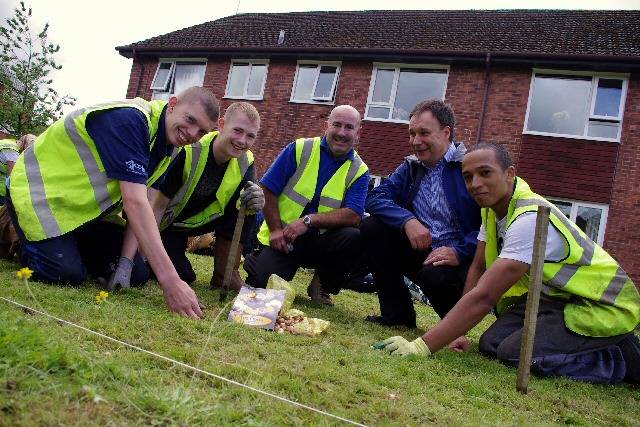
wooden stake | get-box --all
[516,205,551,394]
[220,204,246,301]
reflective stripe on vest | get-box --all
[160,131,253,230]
[10,98,167,241]
[257,137,368,245]
[485,177,640,337]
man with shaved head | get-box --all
[245,105,370,304]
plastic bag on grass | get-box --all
[267,274,296,314]
[291,317,330,336]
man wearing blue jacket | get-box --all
[362,99,480,327]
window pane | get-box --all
[587,120,619,139]
[551,200,572,218]
[367,106,390,119]
[313,66,337,99]
[593,79,623,117]
[173,63,205,95]
[151,63,172,90]
[526,75,591,136]
[576,206,602,242]
[371,68,394,103]
[293,66,317,101]
[246,64,266,97]
[392,69,447,121]
[227,64,249,97]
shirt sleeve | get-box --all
[0,149,19,164]
[342,172,369,217]
[86,108,152,184]
[259,142,297,195]
[499,213,568,265]
[157,150,187,197]
[477,223,487,242]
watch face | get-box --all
[304,215,311,226]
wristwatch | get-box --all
[303,214,313,227]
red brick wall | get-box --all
[125,57,640,281]
[605,72,640,280]
[517,135,618,204]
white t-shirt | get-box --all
[477,212,567,265]
[0,148,19,165]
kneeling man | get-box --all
[377,142,640,385]
[110,102,264,294]
[244,105,369,304]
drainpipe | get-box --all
[476,52,492,144]
[133,48,145,98]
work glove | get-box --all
[105,256,134,291]
[375,336,431,357]
[238,181,264,214]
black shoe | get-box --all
[619,334,640,384]
[365,314,416,329]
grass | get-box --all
[1,255,639,426]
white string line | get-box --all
[0,296,367,427]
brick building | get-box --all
[116,10,640,281]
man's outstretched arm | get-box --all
[120,181,203,319]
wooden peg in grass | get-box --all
[516,205,551,394]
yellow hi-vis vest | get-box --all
[483,177,640,337]
[160,131,254,230]
[257,136,369,245]
[0,139,19,197]
[10,98,173,241]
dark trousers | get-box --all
[244,227,360,293]
[479,296,633,383]
[361,216,469,324]
[159,229,197,284]
[7,194,148,286]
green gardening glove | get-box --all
[379,336,431,357]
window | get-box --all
[365,65,448,122]
[225,61,268,100]
[548,198,608,246]
[151,60,207,100]
[525,71,628,142]
[290,62,340,103]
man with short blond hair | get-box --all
[109,102,264,292]
[244,105,369,304]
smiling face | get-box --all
[324,106,361,158]
[164,97,217,147]
[408,110,451,168]
[216,111,259,163]
[462,148,516,218]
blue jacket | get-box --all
[365,143,481,263]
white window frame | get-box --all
[523,69,629,143]
[289,61,341,105]
[224,60,269,100]
[364,63,449,124]
[547,197,609,246]
[151,58,207,99]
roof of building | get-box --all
[116,10,640,61]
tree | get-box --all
[0,2,75,136]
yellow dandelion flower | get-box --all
[95,290,109,304]
[16,267,33,280]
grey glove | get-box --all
[240,181,265,213]
[106,256,134,291]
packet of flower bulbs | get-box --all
[228,286,286,330]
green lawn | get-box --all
[1,256,639,426]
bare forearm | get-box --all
[262,187,283,231]
[422,288,495,352]
[310,208,360,229]
[121,184,178,286]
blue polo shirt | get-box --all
[86,105,173,185]
[260,136,368,217]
